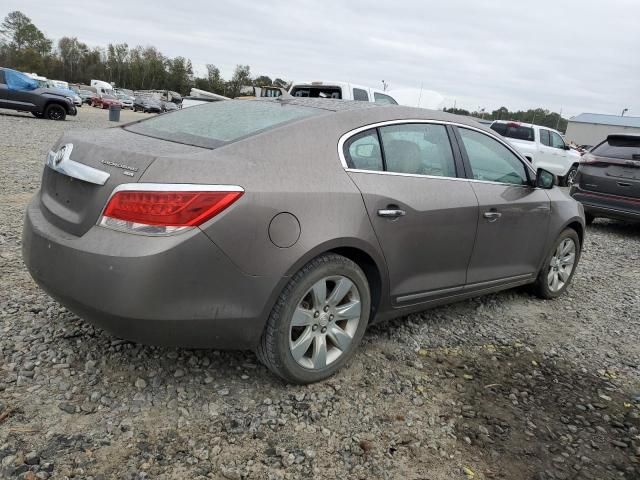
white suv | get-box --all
[490,120,581,186]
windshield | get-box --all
[125,100,323,148]
[490,122,535,142]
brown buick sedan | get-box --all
[23,98,585,383]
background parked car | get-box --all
[490,120,581,186]
[0,67,77,120]
[161,100,178,112]
[115,92,134,109]
[78,89,97,105]
[91,94,122,109]
[289,80,398,104]
[133,97,162,113]
[570,133,640,223]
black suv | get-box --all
[0,68,77,120]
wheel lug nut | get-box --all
[312,325,318,331]
[323,306,329,312]
[321,327,327,333]
[329,315,334,321]
[314,311,319,318]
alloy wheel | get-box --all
[289,275,361,370]
[566,168,578,187]
[547,237,576,292]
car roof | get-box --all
[254,97,492,132]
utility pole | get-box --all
[381,80,388,92]
[621,108,629,116]
[556,107,562,130]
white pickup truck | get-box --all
[289,81,398,105]
[490,120,581,186]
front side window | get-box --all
[379,124,456,177]
[550,131,566,149]
[353,88,369,101]
[344,129,383,171]
[540,129,551,146]
[374,92,398,105]
[458,128,529,185]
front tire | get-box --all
[257,254,371,384]
[533,228,581,299]
[44,104,66,121]
[564,165,578,187]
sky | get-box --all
[3,0,639,118]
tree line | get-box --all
[444,106,568,133]
[0,11,289,97]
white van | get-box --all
[90,79,114,96]
[289,81,398,105]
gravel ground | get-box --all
[0,107,639,480]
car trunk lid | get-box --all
[39,127,206,236]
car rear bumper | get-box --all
[22,194,278,349]
[570,186,640,221]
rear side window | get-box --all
[353,88,369,101]
[125,100,322,148]
[540,129,551,146]
[373,92,398,105]
[379,124,456,177]
[490,122,534,142]
[592,136,640,160]
[344,129,383,171]
[458,128,528,185]
[290,86,342,99]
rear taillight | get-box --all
[580,153,599,165]
[99,184,243,235]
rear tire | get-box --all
[44,104,66,121]
[257,253,370,384]
[533,228,581,299]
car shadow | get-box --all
[589,218,640,239]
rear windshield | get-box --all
[125,100,323,148]
[591,136,640,160]
[290,86,342,99]
[490,122,535,142]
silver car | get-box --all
[22,98,585,383]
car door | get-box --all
[453,126,551,286]
[343,122,479,304]
[0,70,8,108]
[537,129,569,176]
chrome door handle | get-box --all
[483,211,502,221]
[377,209,406,218]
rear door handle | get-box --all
[483,211,502,221]
[377,209,406,218]
[617,181,632,187]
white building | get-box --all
[565,113,640,146]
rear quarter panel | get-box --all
[138,114,388,282]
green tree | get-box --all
[253,75,272,87]
[228,64,251,98]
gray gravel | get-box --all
[0,107,639,479]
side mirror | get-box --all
[536,168,555,189]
